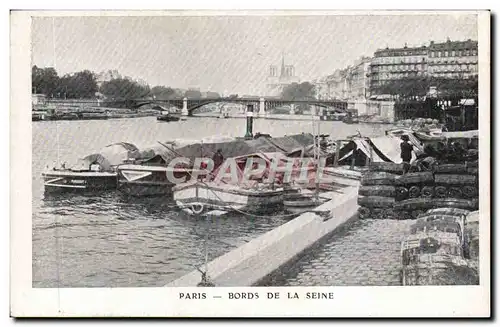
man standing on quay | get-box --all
[400,135,414,174]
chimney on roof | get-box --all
[447,37,451,42]
[404,43,408,48]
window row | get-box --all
[429,49,478,58]
[373,56,426,65]
[432,72,475,78]
[372,64,426,72]
[374,72,425,80]
[429,64,478,72]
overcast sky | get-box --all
[31,14,478,95]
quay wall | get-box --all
[167,186,359,287]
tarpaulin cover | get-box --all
[75,142,140,171]
[262,136,305,153]
[288,133,315,147]
[338,135,419,164]
[370,135,417,163]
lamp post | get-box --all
[244,104,254,140]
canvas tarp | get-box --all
[288,133,315,147]
[261,135,306,153]
[338,134,419,165]
[74,142,140,171]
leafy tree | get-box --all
[32,65,60,97]
[151,85,177,99]
[281,82,316,100]
[373,76,478,99]
[100,78,150,100]
[206,91,220,98]
[56,70,98,99]
[184,89,202,98]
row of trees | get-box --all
[31,66,221,100]
[371,76,479,99]
[281,82,316,100]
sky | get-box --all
[31,13,478,95]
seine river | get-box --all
[32,115,391,287]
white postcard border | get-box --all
[10,10,491,317]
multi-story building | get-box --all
[324,69,347,100]
[369,44,429,95]
[346,57,372,100]
[427,39,478,79]
[369,39,478,97]
[265,54,300,96]
[311,77,328,100]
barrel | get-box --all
[434,164,467,174]
[426,207,470,217]
[369,162,404,175]
[357,196,395,209]
[434,174,477,185]
[396,172,434,186]
[359,185,396,197]
[361,172,399,186]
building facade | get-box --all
[427,39,478,79]
[369,39,478,97]
[369,44,429,95]
[265,55,300,97]
[346,57,372,100]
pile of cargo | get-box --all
[357,158,479,220]
[400,208,479,286]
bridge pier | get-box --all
[259,98,266,117]
[181,97,188,116]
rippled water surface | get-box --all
[32,116,391,287]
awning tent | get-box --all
[337,134,421,165]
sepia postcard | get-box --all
[10,10,490,317]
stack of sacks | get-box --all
[394,157,479,219]
[357,157,479,220]
[357,162,403,219]
[400,208,479,286]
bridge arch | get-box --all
[130,97,348,115]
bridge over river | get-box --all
[128,97,348,116]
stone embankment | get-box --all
[167,186,359,287]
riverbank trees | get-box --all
[372,76,478,100]
[32,66,98,99]
[31,66,224,101]
[281,82,316,100]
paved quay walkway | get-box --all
[265,219,414,286]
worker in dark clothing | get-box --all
[400,135,414,174]
[212,149,224,170]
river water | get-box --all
[32,116,391,287]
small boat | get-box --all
[32,111,47,121]
[46,112,80,121]
[173,152,291,215]
[342,113,359,124]
[117,164,195,197]
[43,142,139,193]
[43,169,118,192]
[283,192,329,214]
[173,181,284,215]
[157,111,181,122]
[78,111,109,120]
